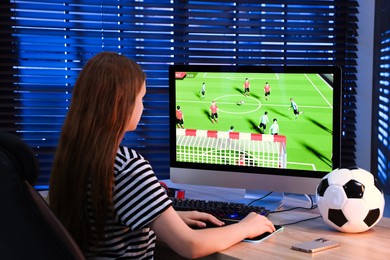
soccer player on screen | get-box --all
[200,82,206,99]
[237,152,246,166]
[176,105,184,128]
[288,98,303,119]
[269,118,279,135]
[257,111,269,134]
[243,78,250,96]
[264,82,271,100]
[210,100,218,124]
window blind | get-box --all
[0,0,359,188]
[372,0,390,194]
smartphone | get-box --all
[243,224,283,242]
[291,238,340,253]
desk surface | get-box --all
[156,181,390,260]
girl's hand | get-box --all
[176,210,224,228]
[239,212,275,238]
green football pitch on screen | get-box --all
[175,72,334,173]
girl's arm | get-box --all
[151,206,275,259]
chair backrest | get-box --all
[0,131,85,260]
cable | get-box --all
[270,194,317,214]
[266,194,322,226]
[270,203,317,214]
[278,215,323,226]
[247,193,321,226]
[279,215,322,226]
[247,191,274,206]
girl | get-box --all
[49,52,275,259]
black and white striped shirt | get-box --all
[86,146,172,259]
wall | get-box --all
[356,0,375,171]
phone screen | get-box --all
[243,224,283,242]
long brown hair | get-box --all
[49,52,146,251]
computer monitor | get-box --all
[169,65,342,199]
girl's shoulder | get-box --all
[117,146,143,159]
[114,146,147,171]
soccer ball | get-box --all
[316,167,385,233]
[239,100,244,105]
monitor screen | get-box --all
[169,65,342,196]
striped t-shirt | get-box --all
[86,146,172,259]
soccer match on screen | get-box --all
[174,71,334,173]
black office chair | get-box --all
[0,131,85,260]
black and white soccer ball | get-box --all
[316,167,385,233]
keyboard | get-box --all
[170,197,270,221]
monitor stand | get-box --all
[237,189,285,212]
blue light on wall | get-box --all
[376,28,390,192]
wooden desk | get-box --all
[156,181,390,259]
